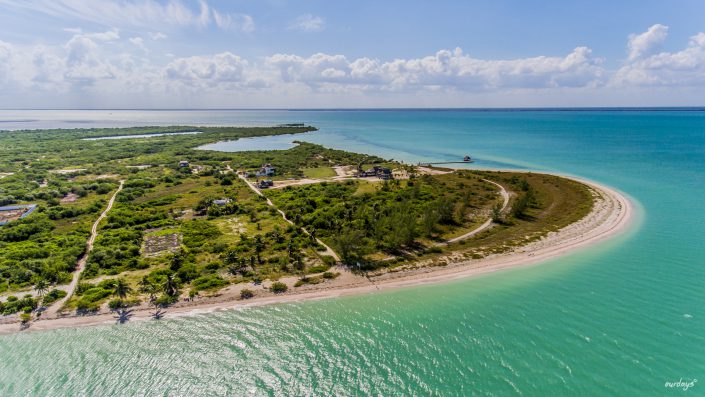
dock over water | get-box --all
[418,161,474,166]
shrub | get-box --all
[153,294,178,306]
[306,264,330,274]
[108,299,125,310]
[240,289,254,299]
[270,282,288,293]
[425,246,443,254]
[191,274,228,292]
[42,289,66,306]
[75,299,100,312]
[108,297,141,310]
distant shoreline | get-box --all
[0,173,633,336]
[2,107,705,112]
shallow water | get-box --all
[1,109,704,396]
[197,133,302,152]
[82,131,201,141]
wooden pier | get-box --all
[418,161,474,166]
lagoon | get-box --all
[82,131,202,140]
[196,133,307,152]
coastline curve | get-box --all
[0,174,635,335]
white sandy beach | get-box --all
[0,175,633,335]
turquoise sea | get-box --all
[1,110,703,396]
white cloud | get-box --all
[614,28,705,87]
[164,52,248,87]
[129,36,147,52]
[289,14,325,32]
[87,28,120,42]
[149,32,168,40]
[266,47,604,90]
[627,24,668,61]
[64,33,117,84]
[1,23,705,108]
[240,14,255,33]
[212,10,255,32]
[0,0,252,32]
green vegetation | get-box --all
[266,173,502,266]
[270,281,288,293]
[0,124,379,310]
[41,289,67,306]
[0,294,38,315]
[240,288,254,299]
[0,124,594,315]
[267,171,594,270]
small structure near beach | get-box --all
[257,180,274,189]
[357,166,393,180]
[256,164,276,177]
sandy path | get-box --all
[238,175,340,261]
[44,180,124,317]
[0,175,633,334]
[443,179,510,245]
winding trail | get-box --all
[2,175,634,335]
[442,179,510,245]
[45,180,124,317]
[238,175,341,262]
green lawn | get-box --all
[302,167,337,179]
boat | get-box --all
[463,155,472,162]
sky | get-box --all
[0,0,704,108]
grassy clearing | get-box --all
[302,167,337,179]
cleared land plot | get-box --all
[142,229,182,257]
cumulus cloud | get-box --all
[165,52,248,87]
[289,14,325,32]
[265,47,604,90]
[64,32,118,84]
[627,24,668,61]
[1,23,705,107]
[614,25,705,87]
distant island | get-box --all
[0,125,631,333]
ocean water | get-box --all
[1,109,704,396]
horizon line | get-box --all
[2,106,705,112]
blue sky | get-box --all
[0,0,704,108]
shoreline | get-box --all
[0,174,634,336]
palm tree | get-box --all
[254,235,264,264]
[163,274,178,297]
[114,278,132,300]
[138,276,157,302]
[34,279,48,297]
